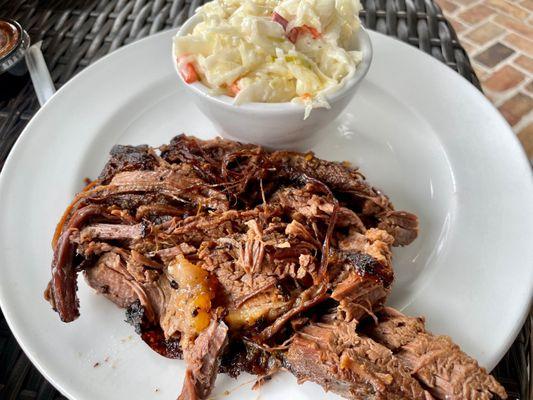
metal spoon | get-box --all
[25,41,56,106]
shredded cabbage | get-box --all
[173,0,362,118]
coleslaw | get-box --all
[173,0,363,118]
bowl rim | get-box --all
[173,13,373,114]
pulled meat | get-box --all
[179,320,228,400]
[45,135,504,400]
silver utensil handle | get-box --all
[25,41,56,106]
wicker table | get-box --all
[0,0,530,399]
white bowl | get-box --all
[173,14,373,149]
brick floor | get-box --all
[435,0,533,160]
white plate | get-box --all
[0,29,532,400]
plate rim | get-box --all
[0,27,532,399]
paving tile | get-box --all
[486,0,530,18]
[438,0,460,12]
[483,90,501,104]
[517,122,533,159]
[458,4,495,23]
[466,22,505,44]
[453,0,482,7]
[461,40,477,53]
[503,33,533,56]
[449,18,468,33]
[514,55,533,73]
[440,0,532,138]
[473,64,489,80]
[474,42,515,67]
[498,92,533,125]
[454,0,481,5]
[483,65,525,91]
[494,15,533,38]
[520,0,533,11]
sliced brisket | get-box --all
[286,320,434,399]
[46,135,506,400]
[84,252,137,308]
[364,308,507,400]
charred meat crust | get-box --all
[45,135,504,400]
[98,144,159,184]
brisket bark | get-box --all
[44,135,503,400]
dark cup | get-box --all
[0,19,30,101]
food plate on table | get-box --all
[0,10,532,400]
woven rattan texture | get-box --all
[0,0,528,399]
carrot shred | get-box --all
[287,25,321,43]
[303,25,321,39]
[229,80,240,96]
[177,57,198,84]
